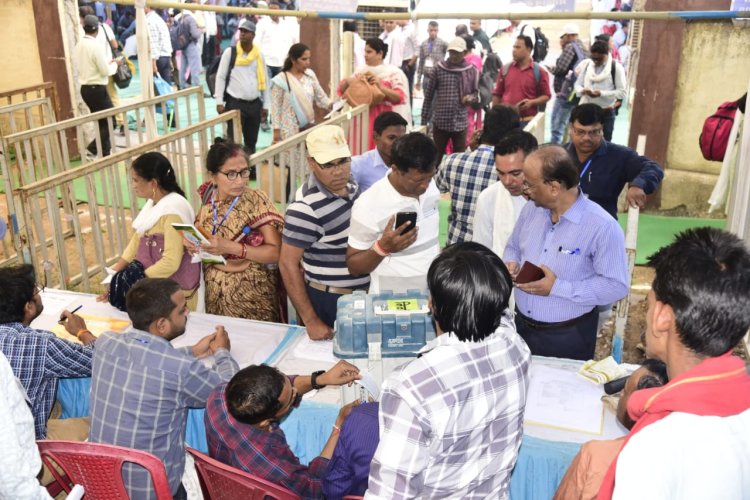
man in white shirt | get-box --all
[76,15,119,157]
[214,20,270,154]
[396,20,419,106]
[347,133,440,293]
[0,352,52,499]
[144,6,174,84]
[573,40,627,141]
[472,130,537,256]
[379,20,405,67]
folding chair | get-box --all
[186,447,300,500]
[37,440,173,500]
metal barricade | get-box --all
[0,87,206,266]
[0,82,60,120]
[13,112,240,291]
[251,104,369,208]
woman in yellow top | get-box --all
[189,139,285,322]
[103,152,200,309]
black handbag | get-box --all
[113,60,132,89]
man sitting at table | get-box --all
[366,242,531,498]
[596,228,750,500]
[204,360,361,498]
[0,264,94,442]
[553,358,668,500]
[88,278,239,500]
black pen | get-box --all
[59,305,83,323]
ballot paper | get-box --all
[100,266,116,285]
[524,364,605,435]
[293,336,337,363]
[40,290,77,317]
[354,368,380,402]
[578,356,628,384]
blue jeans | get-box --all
[550,95,576,144]
[179,42,201,88]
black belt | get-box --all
[226,94,260,104]
[81,84,106,88]
[515,307,596,331]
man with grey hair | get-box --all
[503,145,628,360]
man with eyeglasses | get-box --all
[204,361,360,498]
[565,103,663,219]
[503,145,629,360]
[0,265,95,442]
[280,125,370,341]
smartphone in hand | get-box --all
[394,211,417,235]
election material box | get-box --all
[333,289,435,403]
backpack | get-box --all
[478,53,502,110]
[521,25,549,63]
[207,46,237,99]
[500,62,546,112]
[699,101,739,162]
[169,14,192,52]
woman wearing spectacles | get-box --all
[191,138,285,322]
[101,152,201,311]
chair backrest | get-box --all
[186,447,300,500]
[37,440,173,500]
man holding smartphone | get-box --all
[347,133,441,293]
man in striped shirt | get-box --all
[503,144,629,360]
[279,126,369,341]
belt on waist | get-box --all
[305,280,362,295]
[226,94,260,104]
[514,307,596,330]
[81,84,106,87]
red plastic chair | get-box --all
[187,447,300,500]
[37,440,173,499]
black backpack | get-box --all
[207,46,237,98]
[169,14,192,52]
[521,25,549,63]
[478,53,502,110]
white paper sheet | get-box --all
[524,364,605,435]
[40,290,79,317]
[354,368,380,401]
[292,336,337,363]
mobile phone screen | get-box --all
[395,212,417,235]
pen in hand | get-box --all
[59,305,83,324]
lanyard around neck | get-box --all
[211,194,240,235]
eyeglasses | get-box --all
[219,169,251,180]
[34,276,46,295]
[571,127,603,138]
[317,158,351,171]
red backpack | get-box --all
[699,101,739,161]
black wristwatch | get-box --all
[310,370,327,390]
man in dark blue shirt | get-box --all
[565,103,664,219]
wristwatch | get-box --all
[310,370,327,390]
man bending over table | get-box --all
[89,278,239,500]
[204,360,360,499]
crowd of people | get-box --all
[4,1,750,499]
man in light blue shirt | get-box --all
[351,112,407,192]
[503,144,628,360]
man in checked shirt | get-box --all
[366,242,531,499]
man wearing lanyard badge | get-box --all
[564,103,663,218]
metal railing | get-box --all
[0,87,206,265]
[11,103,367,293]
[0,82,60,121]
[13,112,240,291]
[251,104,369,208]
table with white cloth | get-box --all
[41,290,627,499]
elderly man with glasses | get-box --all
[504,145,629,361]
[279,125,370,341]
[564,103,663,219]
